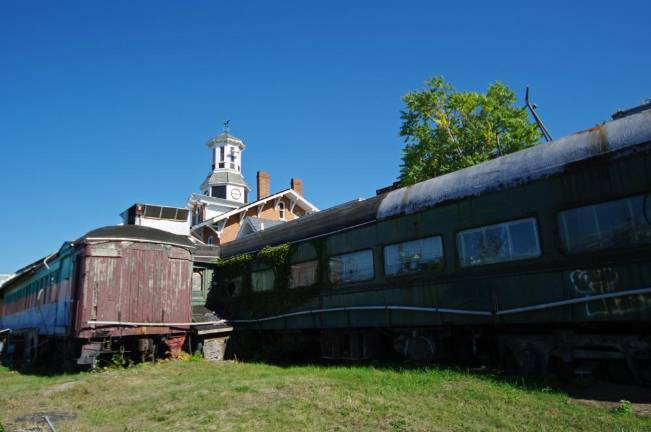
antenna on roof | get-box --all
[525,86,553,143]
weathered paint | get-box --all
[0,226,195,347]
[76,241,192,338]
[211,107,651,334]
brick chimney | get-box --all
[290,178,304,196]
[257,171,270,200]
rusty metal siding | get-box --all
[76,241,192,338]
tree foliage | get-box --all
[399,76,541,185]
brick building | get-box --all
[186,127,318,245]
[120,125,318,244]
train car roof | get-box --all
[0,225,197,295]
[82,225,196,248]
[378,108,651,220]
[220,197,383,257]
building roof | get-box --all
[220,197,379,257]
[187,193,242,209]
[246,217,283,231]
[237,217,284,239]
[200,171,251,191]
[206,132,245,149]
[191,188,319,232]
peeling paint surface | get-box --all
[77,242,192,338]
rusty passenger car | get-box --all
[0,225,194,366]
[212,107,651,382]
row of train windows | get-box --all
[4,270,61,304]
[230,193,651,293]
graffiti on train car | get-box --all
[570,267,651,316]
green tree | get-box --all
[399,76,541,185]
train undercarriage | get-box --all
[224,324,651,385]
[0,328,188,369]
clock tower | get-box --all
[199,123,251,204]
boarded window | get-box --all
[289,260,318,288]
[251,269,275,292]
[458,218,541,267]
[559,194,651,254]
[384,235,443,276]
[329,250,374,284]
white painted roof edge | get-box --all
[191,188,319,231]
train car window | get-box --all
[289,260,318,288]
[384,235,444,277]
[251,269,275,292]
[558,193,651,254]
[192,272,203,292]
[458,217,541,267]
[225,276,243,297]
[329,249,374,284]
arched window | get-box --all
[278,202,286,220]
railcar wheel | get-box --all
[505,347,541,377]
[395,335,436,362]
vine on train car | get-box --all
[209,243,320,319]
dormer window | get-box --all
[278,202,286,220]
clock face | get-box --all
[230,188,242,200]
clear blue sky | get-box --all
[1,1,650,273]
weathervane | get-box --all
[223,120,231,134]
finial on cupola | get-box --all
[223,119,231,134]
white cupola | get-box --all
[200,121,251,204]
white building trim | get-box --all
[191,189,319,232]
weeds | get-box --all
[611,400,634,415]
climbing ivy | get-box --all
[213,253,253,278]
[257,244,291,290]
[210,242,324,319]
[257,243,290,267]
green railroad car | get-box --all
[207,107,651,382]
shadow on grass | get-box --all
[239,355,651,405]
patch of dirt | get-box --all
[13,412,77,424]
[566,381,651,416]
[41,381,80,396]
[9,411,77,432]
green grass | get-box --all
[0,362,649,431]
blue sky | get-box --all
[1,1,650,273]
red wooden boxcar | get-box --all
[0,225,195,365]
